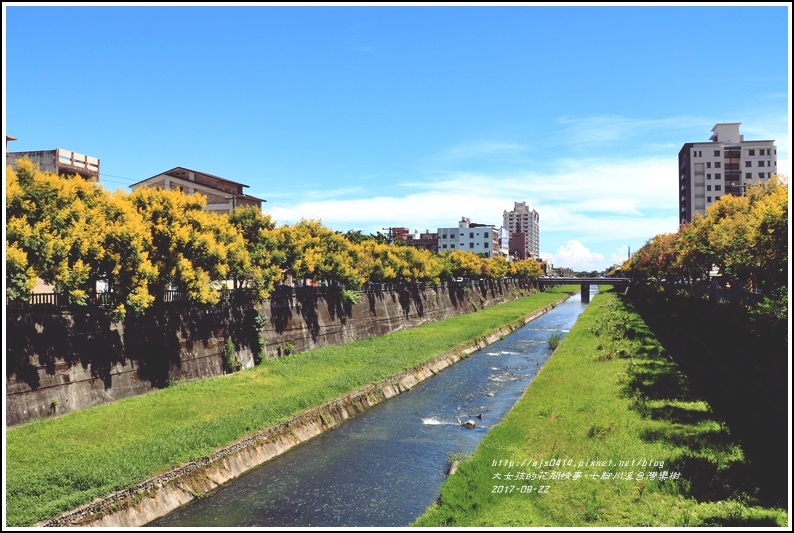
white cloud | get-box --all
[263,154,682,270]
[541,240,604,272]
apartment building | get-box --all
[130,166,265,214]
[6,147,100,181]
[503,201,540,258]
[678,123,777,225]
[437,217,502,258]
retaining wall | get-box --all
[6,279,535,426]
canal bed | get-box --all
[149,288,594,527]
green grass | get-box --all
[412,290,789,528]
[5,286,577,527]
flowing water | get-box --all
[149,287,594,527]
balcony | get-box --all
[57,149,100,180]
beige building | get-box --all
[678,123,777,225]
[6,147,100,181]
[130,166,265,213]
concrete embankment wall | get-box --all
[36,297,566,528]
[6,279,535,426]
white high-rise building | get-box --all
[503,202,539,259]
[678,123,777,225]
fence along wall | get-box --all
[6,279,535,426]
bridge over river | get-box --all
[537,277,630,302]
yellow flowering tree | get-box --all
[228,206,284,299]
[277,219,362,287]
[510,258,543,279]
[128,187,241,305]
[483,255,511,279]
[440,250,484,279]
[6,158,155,314]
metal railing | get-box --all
[8,278,539,309]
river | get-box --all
[148,287,594,527]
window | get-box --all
[759,160,766,167]
[714,150,720,156]
[484,242,489,248]
[470,232,474,238]
[707,185,712,191]
[715,173,721,179]
[469,243,474,249]
[451,244,455,248]
[746,172,752,179]
[745,160,752,167]
[748,149,756,156]
[715,185,722,191]
[706,162,711,168]
[758,172,765,179]
[442,244,447,249]
[707,196,712,203]
[707,173,711,179]
[714,162,721,168]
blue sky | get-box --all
[3,3,790,271]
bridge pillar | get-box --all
[581,283,590,302]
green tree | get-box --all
[228,206,283,299]
[674,216,712,283]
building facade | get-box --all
[678,123,777,225]
[7,148,100,181]
[129,166,265,213]
[437,217,502,258]
[508,232,528,260]
[503,201,539,258]
[405,230,439,252]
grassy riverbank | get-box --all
[413,290,789,527]
[5,286,576,527]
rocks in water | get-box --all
[461,419,476,429]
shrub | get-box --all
[548,333,562,350]
[223,337,242,373]
[341,289,362,306]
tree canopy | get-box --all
[6,158,546,314]
[623,175,788,295]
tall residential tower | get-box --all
[678,123,777,225]
[503,202,539,259]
